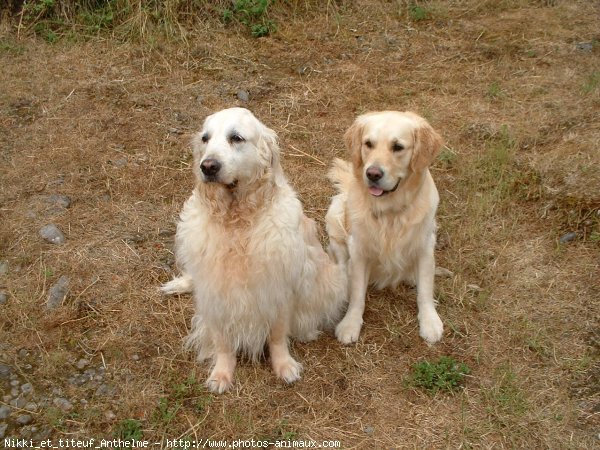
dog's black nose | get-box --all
[200,158,221,176]
[366,166,384,182]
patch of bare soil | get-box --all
[0,1,598,447]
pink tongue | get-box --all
[369,186,384,197]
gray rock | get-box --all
[40,224,66,245]
[47,276,69,309]
[53,397,73,412]
[10,388,19,397]
[10,397,27,408]
[47,194,72,209]
[2,396,12,403]
[10,379,20,387]
[0,292,7,305]
[20,383,33,395]
[0,405,10,419]
[113,157,128,167]
[95,383,115,397]
[576,42,593,52]
[467,284,483,292]
[104,410,116,421]
[123,234,145,244]
[24,403,37,412]
[363,425,375,435]
[131,354,140,361]
[0,260,8,275]
[559,231,578,244]
[76,359,89,370]
[435,266,454,278]
[0,423,7,439]
[237,90,250,102]
[16,414,32,426]
[0,363,11,379]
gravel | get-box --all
[0,363,11,379]
[0,260,8,275]
[237,90,250,102]
[16,414,33,426]
[559,231,578,244]
[21,383,33,395]
[435,266,454,278]
[0,423,7,439]
[76,359,89,370]
[47,276,70,309]
[0,405,10,419]
[0,292,7,305]
[39,224,66,245]
[53,397,73,412]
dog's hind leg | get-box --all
[160,273,193,295]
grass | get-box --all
[409,356,471,394]
[114,419,144,442]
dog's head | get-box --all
[192,107,280,189]
[345,111,442,197]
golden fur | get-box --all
[162,108,347,393]
[326,111,444,344]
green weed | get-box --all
[222,0,276,37]
[582,71,600,94]
[114,419,143,442]
[409,356,471,394]
[409,4,430,21]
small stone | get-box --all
[24,402,38,412]
[0,405,10,419]
[47,276,69,309]
[2,396,11,403]
[0,423,7,439]
[0,260,8,275]
[104,410,116,421]
[296,65,310,75]
[20,383,33,395]
[576,42,593,52]
[95,383,115,397]
[363,425,375,435]
[47,194,71,209]
[0,292,7,305]
[11,388,19,397]
[76,359,89,370]
[131,354,140,361]
[18,349,28,358]
[40,224,66,245]
[53,397,73,412]
[16,414,33,426]
[467,284,483,292]
[435,266,454,278]
[559,231,578,244]
[237,90,250,102]
[0,363,11,379]
[113,157,128,167]
[168,127,183,135]
[10,380,20,387]
[10,397,27,408]
[123,234,145,244]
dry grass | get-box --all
[1,0,599,448]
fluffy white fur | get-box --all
[162,107,347,393]
[326,111,444,345]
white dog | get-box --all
[326,111,444,345]
[162,107,347,393]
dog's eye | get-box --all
[230,134,245,144]
[392,142,405,152]
[364,140,373,149]
[201,134,209,143]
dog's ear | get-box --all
[344,119,364,171]
[411,120,443,172]
[259,125,281,170]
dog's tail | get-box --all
[291,218,348,342]
[328,158,353,194]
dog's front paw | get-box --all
[272,357,303,384]
[206,370,234,394]
[418,310,443,344]
[335,315,363,344]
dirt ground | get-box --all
[1,1,599,448]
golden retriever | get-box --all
[162,107,347,393]
[326,111,444,345]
